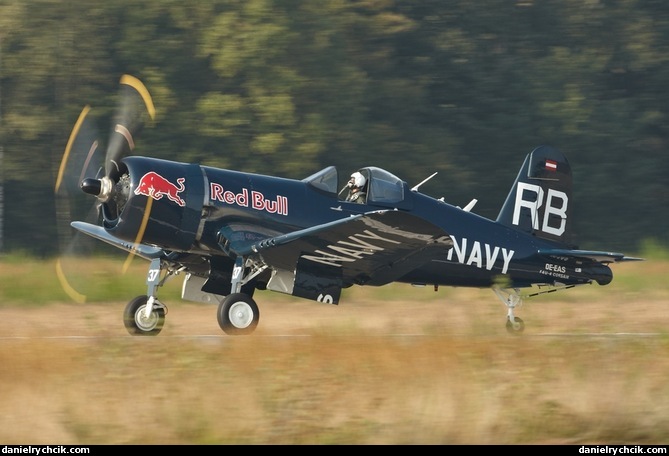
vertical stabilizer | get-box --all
[496,146,573,245]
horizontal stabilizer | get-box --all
[538,248,644,264]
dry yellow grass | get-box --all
[1,266,668,444]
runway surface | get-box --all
[1,296,667,341]
[2,297,668,445]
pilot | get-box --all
[346,171,367,204]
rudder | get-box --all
[496,146,573,246]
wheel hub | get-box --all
[135,305,159,331]
[229,302,253,329]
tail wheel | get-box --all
[123,295,165,336]
[217,293,259,336]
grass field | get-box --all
[0,256,668,444]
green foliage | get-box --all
[0,254,182,306]
[0,254,666,307]
[639,238,669,261]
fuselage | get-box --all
[106,157,612,292]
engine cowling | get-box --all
[100,156,204,251]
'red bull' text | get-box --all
[210,183,288,216]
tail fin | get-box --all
[496,146,573,246]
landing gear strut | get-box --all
[123,257,181,336]
[216,256,264,335]
[494,287,525,334]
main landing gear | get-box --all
[493,287,525,334]
[123,257,178,336]
[122,256,264,336]
[217,293,259,335]
[124,295,166,335]
[215,257,265,336]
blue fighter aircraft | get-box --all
[55,75,642,336]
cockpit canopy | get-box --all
[303,165,408,207]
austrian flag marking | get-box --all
[545,159,558,171]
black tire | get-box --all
[123,295,165,336]
[217,293,259,335]
[506,316,525,334]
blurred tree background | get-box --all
[0,0,667,256]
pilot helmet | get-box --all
[349,171,366,189]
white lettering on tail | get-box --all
[512,182,568,236]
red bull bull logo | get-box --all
[134,171,186,207]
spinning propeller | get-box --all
[55,75,156,302]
